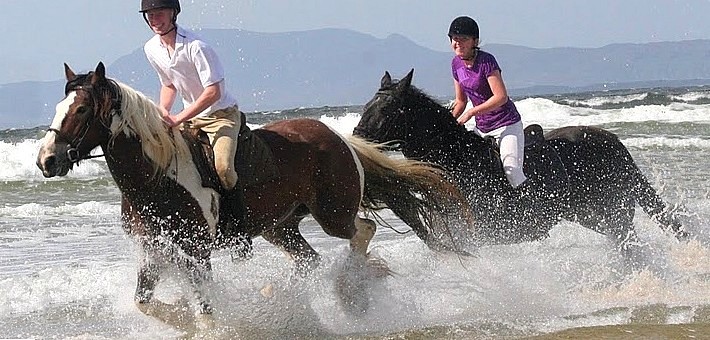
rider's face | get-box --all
[450,35,477,59]
[145,8,175,34]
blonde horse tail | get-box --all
[347,135,475,254]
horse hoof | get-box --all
[260,283,274,298]
[195,313,216,330]
[366,255,393,278]
[230,234,254,262]
[136,298,195,329]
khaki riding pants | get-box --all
[188,106,241,190]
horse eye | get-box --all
[76,106,89,115]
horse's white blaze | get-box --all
[168,134,220,237]
[327,127,365,200]
[38,92,76,158]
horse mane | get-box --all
[401,82,468,136]
[112,82,188,174]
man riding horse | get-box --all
[139,0,249,256]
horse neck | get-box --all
[102,133,164,191]
[400,92,468,157]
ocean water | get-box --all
[1,86,709,339]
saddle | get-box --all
[180,112,279,193]
[484,124,569,197]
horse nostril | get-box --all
[43,155,57,171]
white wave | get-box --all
[0,201,119,217]
[517,98,710,128]
[6,104,708,183]
[319,111,361,136]
[0,140,109,181]
[671,91,710,102]
[561,92,649,107]
[622,136,710,149]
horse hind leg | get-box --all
[335,216,391,314]
[352,217,391,277]
[262,214,321,276]
[578,198,648,267]
[350,217,376,256]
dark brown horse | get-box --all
[353,69,688,256]
[36,63,471,316]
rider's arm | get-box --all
[158,84,177,117]
[456,70,509,125]
[451,79,468,118]
[163,83,222,127]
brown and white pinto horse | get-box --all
[36,62,471,316]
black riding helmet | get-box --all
[140,0,181,14]
[140,0,180,27]
[448,16,479,39]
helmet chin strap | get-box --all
[159,24,176,36]
[461,47,479,61]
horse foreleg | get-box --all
[135,252,161,304]
[184,257,214,314]
[262,217,321,276]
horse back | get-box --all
[544,125,622,145]
[180,117,359,195]
[543,125,640,188]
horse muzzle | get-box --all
[36,142,73,178]
[352,126,376,141]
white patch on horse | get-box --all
[39,92,77,157]
[167,134,220,237]
[47,92,76,140]
[326,127,365,199]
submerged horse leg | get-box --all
[135,248,161,304]
[576,197,647,267]
[262,214,321,276]
[177,249,214,314]
[122,199,163,305]
[352,216,391,277]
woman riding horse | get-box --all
[353,69,687,256]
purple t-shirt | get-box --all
[451,50,521,133]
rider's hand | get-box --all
[162,114,181,127]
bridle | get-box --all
[48,82,120,164]
[361,89,412,151]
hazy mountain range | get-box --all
[2,28,710,129]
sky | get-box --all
[1,0,709,84]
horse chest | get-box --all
[108,150,220,239]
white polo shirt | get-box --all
[144,26,238,117]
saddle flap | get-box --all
[181,115,280,192]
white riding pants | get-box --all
[472,121,527,188]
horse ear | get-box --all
[91,62,106,84]
[381,71,392,88]
[397,68,414,90]
[64,63,76,81]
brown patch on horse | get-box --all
[181,112,280,192]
